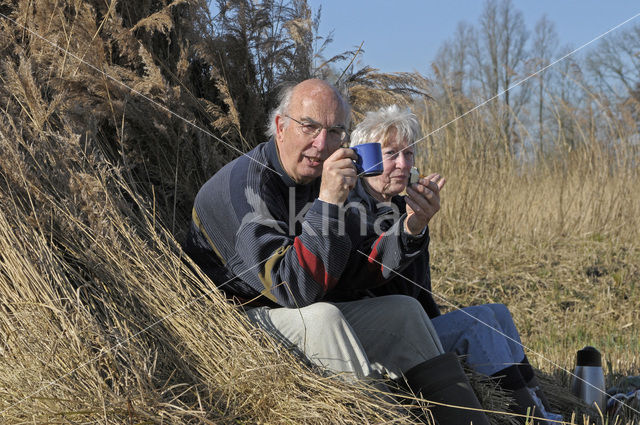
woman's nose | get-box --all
[396,152,411,169]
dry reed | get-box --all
[416,82,640,424]
[0,0,638,423]
[0,0,418,423]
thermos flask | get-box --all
[570,346,606,410]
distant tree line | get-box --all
[430,0,640,158]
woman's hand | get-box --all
[404,173,446,236]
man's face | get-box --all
[275,81,348,184]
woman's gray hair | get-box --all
[349,105,421,149]
[265,80,351,139]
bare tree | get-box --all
[433,21,474,96]
[469,0,530,147]
[547,44,584,151]
[531,14,558,153]
[586,23,640,104]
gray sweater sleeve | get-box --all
[230,198,353,308]
[362,215,428,280]
[338,213,428,290]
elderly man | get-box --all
[184,80,489,425]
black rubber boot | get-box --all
[491,363,550,424]
[509,387,546,424]
[404,352,491,425]
[526,376,553,412]
[518,356,554,412]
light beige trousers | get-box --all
[246,294,444,382]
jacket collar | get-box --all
[265,138,296,187]
[352,178,406,215]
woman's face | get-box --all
[365,127,414,201]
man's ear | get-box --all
[274,114,285,142]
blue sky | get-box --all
[307,1,640,74]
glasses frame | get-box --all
[284,114,349,143]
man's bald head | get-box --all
[266,79,350,139]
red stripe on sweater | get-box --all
[293,238,338,291]
[367,233,386,284]
[368,233,385,268]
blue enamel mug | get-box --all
[351,142,383,176]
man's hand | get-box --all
[318,148,358,206]
[404,173,446,236]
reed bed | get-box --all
[416,89,640,423]
[0,0,638,424]
[0,0,417,423]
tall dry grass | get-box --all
[0,0,420,423]
[0,0,638,424]
[415,85,640,422]
[0,128,411,423]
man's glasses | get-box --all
[285,115,349,143]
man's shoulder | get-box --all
[200,142,273,189]
[224,141,270,173]
[233,142,286,199]
[195,141,287,215]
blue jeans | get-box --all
[431,303,525,376]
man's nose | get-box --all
[311,129,328,151]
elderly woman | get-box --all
[343,105,561,424]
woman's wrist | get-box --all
[404,216,427,237]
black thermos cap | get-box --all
[576,346,602,367]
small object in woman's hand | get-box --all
[401,167,422,196]
[409,167,421,185]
